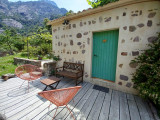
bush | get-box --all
[131,33,160,114]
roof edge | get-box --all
[48,0,159,26]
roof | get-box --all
[48,0,158,26]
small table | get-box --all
[40,76,61,91]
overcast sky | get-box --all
[8,0,91,13]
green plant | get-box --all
[87,0,119,8]
[131,33,160,114]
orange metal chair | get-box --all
[15,64,42,92]
[38,86,82,120]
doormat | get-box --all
[93,85,109,93]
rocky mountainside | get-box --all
[0,0,67,33]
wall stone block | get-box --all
[121,52,128,56]
[126,82,132,88]
[76,33,82,38]
[99,16,103,23]
[70,40,73,45]
[77,42,82,45]
[120,75,128,81]
[132,51,139,56]
[148,12,156,18]
[148,36,158,43]
[147,20,152,27]
[80,22,83,27]
[129,26,136,32]
[105,17,111,22]
[64,43,66,47]
[123,12,126,16]
[133,36,140,42]
[92,20,96,24]
[123,26,127,30]
[121,39,125,43]
[82,50,85,54]
[119,64,123,68]
[116,16,119,20]
[87,38,90,45]
[83,32,88,35]
[72,24,76,28]
[137,23,144,28]
[129,63,138,68]
[88,21,91,25]
[73,51,78,54]
[118,82,122,85]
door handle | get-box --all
[94,54,97,57]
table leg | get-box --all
[43,85,48,91]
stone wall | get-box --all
[14,57,41,67]
[51,1,160,94]
[14,58,56,76]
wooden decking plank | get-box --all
[1,84,45,113]
[119,91,130,120]
[143,100,155,120]
[76,87,100,120]
[127,94,134,100]
[6,78,72,120]
[98,89,113,120]
[18,80,76,120]
[0,78,44,97]
[32,82,89,120]
[0,77,45,91]
[0,83,44,107]
[0,82,43,102]
[135,96,151,120]
[87,91,106,120]
[65,84,94,120]
[127,94,141,120]
[0,77,157,120]
[49,82,90,120]
[108,90,120,120]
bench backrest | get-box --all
[63,62,84,72]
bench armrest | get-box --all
[55,67,63,74]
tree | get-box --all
[0,29,17,55]
[87,0,119,8]
[43,18,52,34]
[65,10,74,16]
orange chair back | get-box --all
[15,64,42,81]
[38,86,82,106]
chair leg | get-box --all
[66,105,75,120]
[52,106,59,120]
[48,102,52,110]
[19,80,26,89]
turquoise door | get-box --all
[92,30,119,82]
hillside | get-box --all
[0,0,67,34]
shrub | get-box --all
[131,33,160,114]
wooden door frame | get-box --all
[90,28,120,82]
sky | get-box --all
[8,0,91,13]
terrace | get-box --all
[0,77,158,120]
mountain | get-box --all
[0,0,67,34]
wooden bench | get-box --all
[55,62,84,85]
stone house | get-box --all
[48,0,160,94]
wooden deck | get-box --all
[0,77,158,120]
